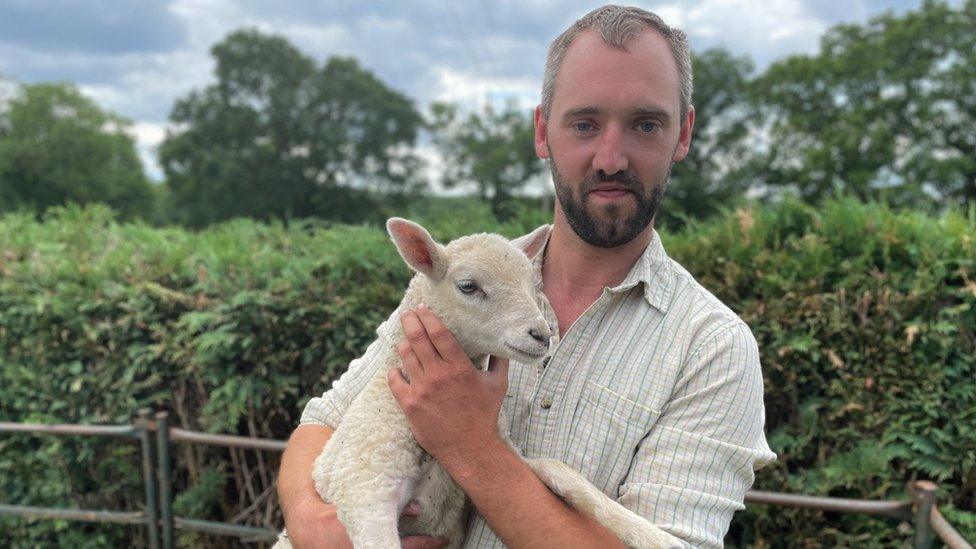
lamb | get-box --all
[277,218,682,548]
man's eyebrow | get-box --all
[631,106,671,121]
[562,106,600,120]
[561,105,672,122]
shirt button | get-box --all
[540,396,553,409]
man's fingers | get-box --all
[397,339,424,379]
[387,366,409,399]
[401,536,448,549]
[414,304,465,364]
[400,309,444,364]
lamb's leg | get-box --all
[335,475,414,549]
[273,476,412,549]
[525,458,683,549]
[400,457,466,548]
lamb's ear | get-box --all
[514,224,550,261]
[386,218,448,280]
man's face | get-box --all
[535,29,694,248]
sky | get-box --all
[0,0,944,182]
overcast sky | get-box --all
[0,0,946,181]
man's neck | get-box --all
[541,219,654,301]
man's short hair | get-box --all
[541,5,693,121]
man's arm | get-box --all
[617,321,777,547]
[389,306,626,548]
[446,433,627,548]
[277,424,354,548]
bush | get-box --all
[1,198,973,546]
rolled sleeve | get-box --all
[299,307,401,429]
[618,321,776,548]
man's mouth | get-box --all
[589,186,633,199]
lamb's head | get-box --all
[387,217,553,364]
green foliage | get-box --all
[160,29,425,227]
[0,81,154,220]
[173,468,226,519]
[2,199,974,545]
[753,0,976,207]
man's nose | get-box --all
[592,123,628,175]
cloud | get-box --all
[432,66,539,109]
[650,0,827,66]
[0,1,185,54]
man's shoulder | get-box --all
[663,256,755,347]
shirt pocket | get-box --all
[565,381,661,496]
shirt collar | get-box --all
[525,224,674,314]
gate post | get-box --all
[910,480,937,549]
[136,409,161,549]
[155,411,174,549]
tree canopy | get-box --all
[754,0,976,207]
[160,29,424,227]
[0,82,153,219]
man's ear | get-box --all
[515,224,550,261]
[671,104,696,162]
[534,105,550,159]
[386,218,448,280]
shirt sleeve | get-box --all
[299,306,401,429]
[617,321,777,548]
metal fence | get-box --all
[1,410,972,549]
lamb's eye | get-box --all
[456,279,479,295]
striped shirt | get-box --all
[301,225,776,547]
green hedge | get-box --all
[1,198,973,546]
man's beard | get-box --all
[549,154,668,248]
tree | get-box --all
[429,101,544,219]
[0,81,153,219]
[753,0,976,207]
[662,48,757,229]
[160,29,425,227]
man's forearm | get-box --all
[278,423,334,520]
[442,436,626,549]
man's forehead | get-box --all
[550,28,681,117]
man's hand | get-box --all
[387,304,510,468]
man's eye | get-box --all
[636,121,659,133]
[572,121,594,132]
[456,279,480,294]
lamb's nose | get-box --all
[529,328,550,349]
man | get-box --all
[278,5,775,548]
